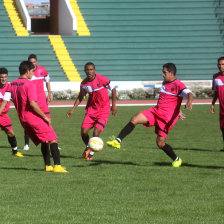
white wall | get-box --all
[15,0,31,31]
[58,0,77,35]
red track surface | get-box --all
[47,99,212,106]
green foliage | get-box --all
[0,105,224,224]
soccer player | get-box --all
[66,62,117,160]
[0,61,67,172]
[210,56,224,151]
[107,63,193,167]
[0,68,23,157]
[23,54,52,150]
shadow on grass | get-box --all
[0,146,11,149]
[173,147,219,153]
[154,162,224,169]
[0,167,43,171]
[73,159,140,167]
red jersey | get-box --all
[156,79,187,121]
[31,65,49,113]
[212,72,224,113]
[80,74,111,115]
[6,78,37,123]
[0,82,10,114]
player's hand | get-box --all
[179,111,186,120]
[210,104,215,114]
[111,105,117,116]
[185,101,192,110]
[44,116,51,126]
[47,95,52,104]
[66,110,74,117]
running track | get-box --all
[46,99,212,107]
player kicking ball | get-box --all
[107,63,193,167]
[0,61,67,172]
[0,68,23,157]
[67,62,117,160]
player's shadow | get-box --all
[173,147,217,153]
[153,162,224,169]
[0,167,43,171]
[0,146,11,149]
[73,159,140,167]
[23,154,43,158]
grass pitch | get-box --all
[0,105,224,224]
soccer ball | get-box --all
[88,137,104,152]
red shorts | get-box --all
[141,107,179,138]
[220,113,224,130]
[0,114,12,131]
[81,111,110,132]
[21,117,57,146]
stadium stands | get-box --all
[0,0,67,82]
[0,0,224,82]
[63,0,224,81]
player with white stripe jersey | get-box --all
[211,56,224,151]
[107,63,193,167]
[67,62,117,160]
[23,54,52,151]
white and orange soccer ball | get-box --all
[88,137,104,152]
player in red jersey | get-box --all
[107,63,193,167]
[23,54,52,151]
[67,62,117,160]
[0,61,67,172]
[0,68,24,157]
[210,56,224,151]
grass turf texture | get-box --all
[0,105,224,224]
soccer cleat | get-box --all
[12,152,24,157]
[106,139,121,149]
[86,151,94,160]
[45,165,54,172]
[53,165,68,173]
[82,148,91,158]
[23,144,29,150]
[172,158,182,167]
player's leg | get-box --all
[84,127,102,160]
[3,128,24,157]
[156,135,182,167]
[24,131,30,150]
[49,140,67,173]
[81,127,92,158]
[40,142,52,171]
[107,112,148,149]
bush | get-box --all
[51,87,213,100]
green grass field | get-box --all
[0,105,224,224]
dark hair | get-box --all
[163,63,177,75]
[0,67,8,75]
[28,54,37,61]
[218,56,224,63]
[19,61,34,75]
[84,62,95,70]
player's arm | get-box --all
[44,74,52,103]
[46,81,52,103]
[210,91,218,114]
[66,91,84,117]
[111,87,117,116]
[0,91,11,114]
[0,100,8,114]
[185,92,193,110]
[29,101,51,126]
